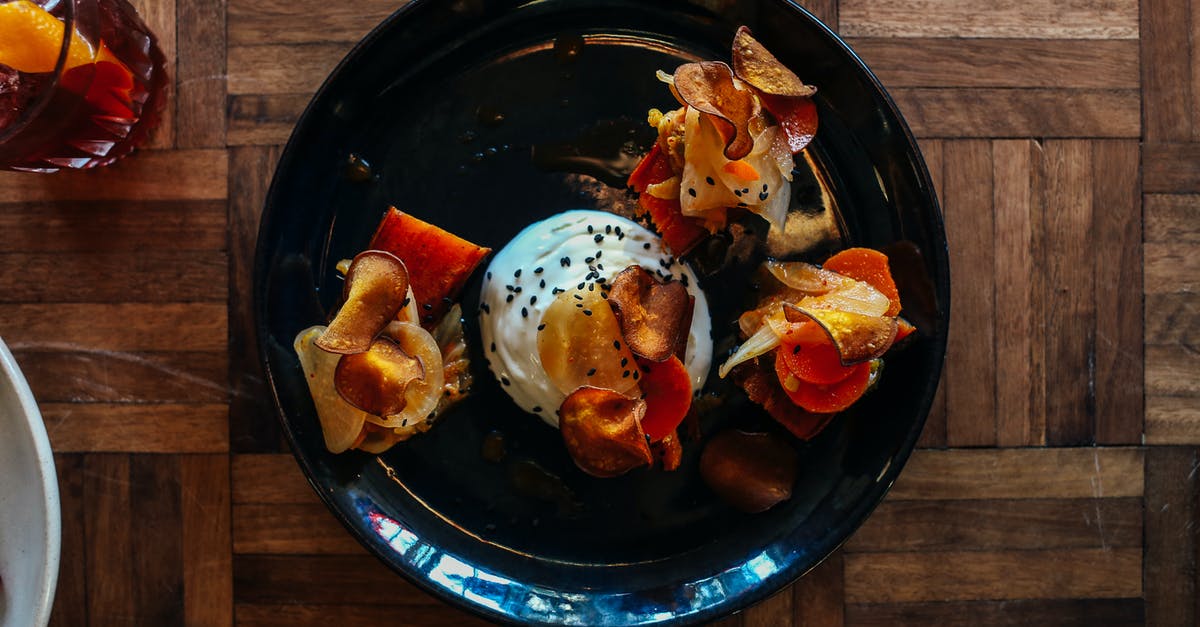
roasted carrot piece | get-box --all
[636,355,693,442]
[776,354,871,414]
[822,247,902,317]
[895,317,916,342]
[629,146,708,255]
[760,94,818,154]
[628,143,675,192]
[779,339,856,385]
[367,208,491,325]
[733,359,835,440]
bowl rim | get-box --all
[254,0,949,623]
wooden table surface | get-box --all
[1,0,1196,624]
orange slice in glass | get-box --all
[0,0,95,72]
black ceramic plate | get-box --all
[255,0,948,624]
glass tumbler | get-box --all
[0,0,167,171]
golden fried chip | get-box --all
[607,265,692,363]
[700,429,798,513]
[334,337,425,416]
[731,26,816,98]
[784,303,898,365]
[316,250,410,354]
[559,386,653,478]
[673,61,759,160]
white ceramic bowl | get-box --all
[0,338,60,627]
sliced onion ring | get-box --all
[334,337,424,416]
[373,321,445,429]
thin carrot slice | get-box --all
[777,357,871,414]
[636,355,693,442]
[779,339,856,385]
[628,143,674,192]
[822,247,902,317]
[721,160,760,181]
[896,317,916,342]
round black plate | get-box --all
[255,1,949,624]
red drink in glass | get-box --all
[0,0,167,171]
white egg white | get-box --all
[478,209,712,427]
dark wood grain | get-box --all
[233,604,494,627]
[793,550,844,626]
[233,555,443,606]
[0,200,226,252]
[232,504,365,554]
[181,455,234,627]
[0,251,227,303]
[176,0,227,147]
[845,598,1144,627]
[83,454,136,626]
[42,403,229,453]
[1144,446,1199,625]
[1144,143,1200,193]
[130,455,185,626]
[14,350,227,403]
[892,88,1140,139]
[1141,0,1195,142]
[49,454,88,627]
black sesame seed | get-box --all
[588,283,595,291]
[423,303,433,311]
[737,202,748,208]
[521,307,528,318]
[539,279,546,289]
[597,277,606,284]
[643,242,651,249]
[560,256,571,267]
[706,176,715,185]
[734,189,742,197]
[687,188,697,197]
[530,295,537,305]
[442,296,453,304]
[501,376,511,386]
[587,225,594,233]
[594,234,604,243]
[587,368,597,376]
[534,267,544,274]
[742,188,750,194]
[401,296,411,308]
[506,284,515,292]
[595,251,602,258]
[423,314,434,322]
[537,323,546,331]
[585,256,594,263]
[583,309,593,316]
[617,232,625,240]
[632,370,640,380]
[759,192,769,201]
[552,287,564,294]
[620,357,628,367]
[680,274,689,287]
[614,340,621,350]
[605,225,612,234]
[577,282,586,290]
[506,294,514,303]
[792,344,801,354]
[514,268,522,278]
[486,271,492,280]
[514,286,522,293]
[622,370,630,378]
[574,293,583,300]
[491,342,496,352]
[481,302,491,313]
[532,406,542,413]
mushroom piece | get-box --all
[333,336,425,417]
[316,250,410,355]
[606,265,693,363]
[700,429,798,513]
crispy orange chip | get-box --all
[559,386,652,478]
[607,265,692,363]
[731,26,816,98]
[784,303,898,365]
[316,250,410,355]
[673,61,759,160]
[699,429,798,513]
[333,337,425,416]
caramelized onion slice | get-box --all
[559,386,653,478]
[317,250,410,354]
[700,429,798,513]
[731,26,816,98]
[374,321,445,430]
[294,326,369,454]
[538,287,640,397]
[765,260,849,295]
[334,337,424,416]
[784,303,898,365]
[607,265,692,362]
[673,61,759,160]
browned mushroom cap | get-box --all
[699,429,798,513]
[316,250,410,354]
[673,61,760,160]
[607,265,692,363]
[559,386,653,478]
[783,303,898,365]
[731,26,816,98]
[333,337,425,416]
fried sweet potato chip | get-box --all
[731,26,816,98]
[559,386,653,478]
[784,303,898,365]
[700,429,798,513]
[673,61,759,160]
[316,250,410,354]
[334,337,425,417]
[607,265,692,363]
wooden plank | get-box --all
[233,503,364,554]
[49,454,87,627]
[1144,293,1200,347]
[1042,140,1094,445]
[0,200,226,253]
[793,549,844,626]
[229,146,286,453]
[889,448,1144,500]
[176,0,227,147]
[843,548,1142,603]
[0,303,226,352]
[845,498,1142,552]
[0,251,226,303]
[847,38,1139,89]
[227,94,308,146]
[235,604,491,627]
[181,455,234,627]
[83,454,135,626]
[1147,396,1200,445]
[233,555,440,606]
[839,0,1138,39]
[1141,0,1194,142]
[1146,345,1200,396]
[128,0,176,149]
[941,140,995,446]
[129,455,185,626]
[1145,194,1200,242]
[914,139,946,449]
[227,0,396,45]
[743,587,793,627]
[1144,143,1200,193]
[42,403,228,453]
[1144,242,1200,293]
[845,598,1144,626]
[232,454,316,504]
[0,149,228,201]
[1144,446,1199,625]
[1090,140,1142,444]
[893,89,1141,139]
[797,0,837,30]
[227,44,349,95]
[13,350,228,403]
[992,140,1045,446]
